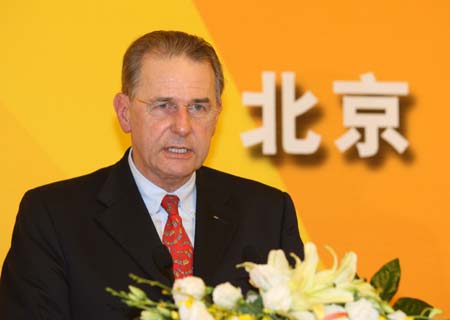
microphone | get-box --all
[152,244,174,284]
[241,245,264,264]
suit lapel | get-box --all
[93,151,172,286]
[92,155,236,286]
[193,167,236,285]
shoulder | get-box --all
[19,154,132,218]
[24,165,112,201]
[24,149,131,200]
[197,166,289,200]
[15,160,126,234]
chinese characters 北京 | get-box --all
[241,72,409,158]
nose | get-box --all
[171,107,192,136]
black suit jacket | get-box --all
[0,151,303,319]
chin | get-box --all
[164,166,197,179]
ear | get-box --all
[113,93,132,133]
[216,101,222,115]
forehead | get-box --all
[136,54,216,100]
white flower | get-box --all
[240,249,291,291]
[261,284,292,312]
[212,282,243,310]
[290,286,353,312]
[178,299,214,320]
[289,243,356,312]
[333,252,357,285]
[346,299,379,320]
[172,277,206,305]
[325,304,346,314]
[388,310,408,320]
[267,249,291,273]
[290,243,320,294]
[291,310,316,320]
[324,304,349,320]
[248,264,290,290]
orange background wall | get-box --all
[1,0,449,315]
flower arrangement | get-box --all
[107,242,443,320]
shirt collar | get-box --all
[127,148,196,216]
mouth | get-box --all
[166,147,191,154]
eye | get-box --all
[150,102,178,114]
[189,104,209,113]
[154,102,169,109]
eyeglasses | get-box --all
[135,98,219,121]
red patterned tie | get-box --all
[161,195,193,279]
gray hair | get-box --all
[121,30,224,104]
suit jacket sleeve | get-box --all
[0,189,71,320]
[281,192,304,260]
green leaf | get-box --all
[370,258,400,302]
[156,306,172,318]
[237,291,263,315]
[393,297,433,316]
[140,310,166,320]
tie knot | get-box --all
[161,194,180,216]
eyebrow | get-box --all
[153,97,174,102]
[192,98,210,103]
[150,97,211,104]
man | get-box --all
[0,31,303,319]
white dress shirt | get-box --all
[127,149,196,245]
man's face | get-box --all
[115,54,220,191]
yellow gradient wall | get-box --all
[1,0,449,315]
